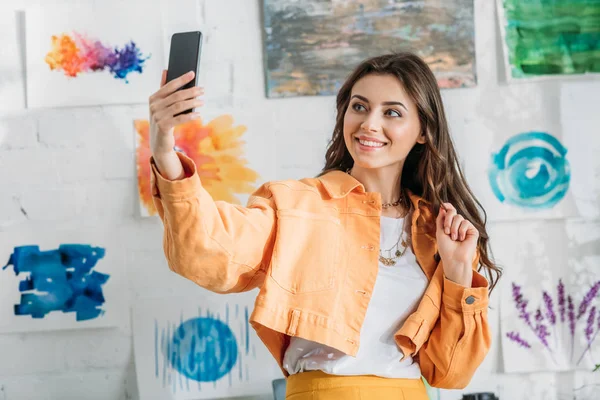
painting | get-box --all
[497,0,600,81]
[560,80,600,219]
[497,220,600,373]
[3,244,109,321]
[132,292,283,400]
[0,11,25,115]
[135,115,260,217]
[0,225,127,332]
[488,131,571,210]
[25,3,164,108]
[262,0,476,98]
[457,79,592,221]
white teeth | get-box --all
[358,139,384,148]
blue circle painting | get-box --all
[168,317,238,382]
[488,131,570,209]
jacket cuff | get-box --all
[150,152,201,201]
[442,270,489,312]
[394,313,428,359]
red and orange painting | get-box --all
[135,115,260,217]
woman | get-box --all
[147,52,501,400]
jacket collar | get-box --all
[317,169,430,209]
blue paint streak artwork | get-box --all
[155,304,254,394]
[2,244,109,321]
[489,131,571,209]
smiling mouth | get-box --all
[356,138,387,148]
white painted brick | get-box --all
[0,194,27,229]
[127,248,209,299]
[53,147,104,184]
[80,180,136,221]
[37,109,97,148]
[100,105,145,152]
[61,330,132,370]
[117,219,165,251]
[203,0,262,62]
[198,60,234,106]
[19,187,84,221]
[0,365,138,400]
[103,149,136,180]
[0,332,65,376]
[0,116,38,150]
[0,148,59,186]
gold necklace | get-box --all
[379,221,409,267]
[345,168,403,209]
[379,237,408,266]
[381,200,402,209]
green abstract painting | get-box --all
[498,0,600,80]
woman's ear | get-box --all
[416,132,427,145]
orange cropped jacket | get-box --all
[151,152,491,389]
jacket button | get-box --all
[465,296,475,305]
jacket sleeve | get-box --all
[418,266,491,389]
[150,152,276,294]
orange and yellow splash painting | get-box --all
[135,115,260,216]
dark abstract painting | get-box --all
[263,0,476,98]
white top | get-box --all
[282,216,429,378]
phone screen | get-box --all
[166,31,202,91]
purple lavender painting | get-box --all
[499,220,600,373]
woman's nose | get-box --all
[360,114,381,133]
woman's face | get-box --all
[343,73,425,171]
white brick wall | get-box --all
[1,0,599,399]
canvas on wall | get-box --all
[496,220,600,373]
[134,114,261,217]
[460,81,581,222]
[0,225,127,333]
[132,293,283,400]
[262,0,477,98]
[0,11,25,116]
[559,80,600,220]
[25,3,164,109]
[497,0,600,82]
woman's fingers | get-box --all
[458,220,472,241]
[450,214,464,241]
[155,98,204,122]
[156,71,195,98]
[442,203,457,235]
[159,86,204,110]
[150,86,204,120]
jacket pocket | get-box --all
[271,209,341,294]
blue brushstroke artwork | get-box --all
[2,244,109,321]
[488,131,571,209]
[155,304,254,394]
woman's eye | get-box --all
[352,103,366,112]
[385,109,402,118]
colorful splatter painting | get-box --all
[25,4,164,108]
[135,115,260,217]
[44,33,149,82]
[262,0,476,98]
[0,226,127,333]
[132,293,283,400]
[497,0,600,81]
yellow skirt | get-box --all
[285,370,429,400]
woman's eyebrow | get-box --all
[351,94,407,111]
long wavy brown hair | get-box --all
[320,52,501,292]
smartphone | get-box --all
[165,31,203,115]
